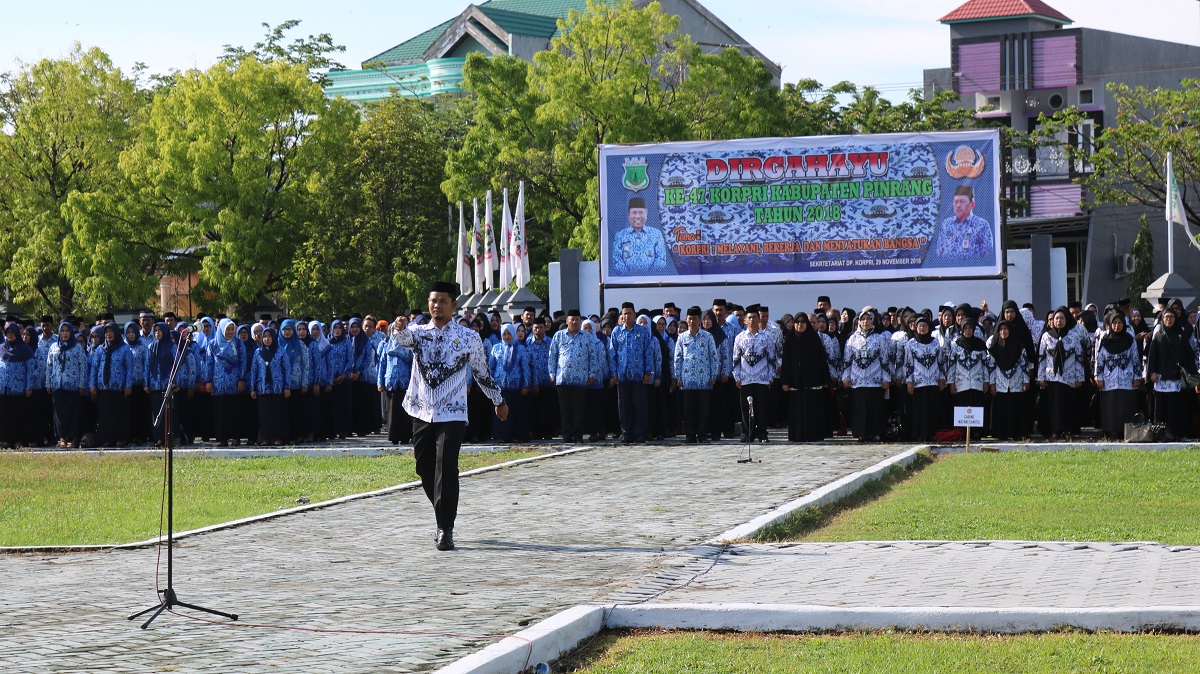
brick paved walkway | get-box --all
[0,440,896,672]
[638,541,1200,608]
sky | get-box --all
[2,0,1199,98]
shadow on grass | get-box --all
[753,449,936,542]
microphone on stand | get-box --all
[746,395,755,418]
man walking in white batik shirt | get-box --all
[392,281,508,551]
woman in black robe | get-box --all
[1147,307,1196,440]
[780,313,831,441]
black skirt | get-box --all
[1043,381,1076,435]
[849,386,885,440]
[1101,388,1139,438]
[127,385,150,442]
[95,390,130,446]
[331,382,352,437]
[1154,388,1190,440]
[909,385,941,442]
[991,391,1025,440]
[386,389,412,444]
[52,390,82,441]
[287,388,308,440]
[213,395,241,443]
[257,393,288,443]
[787,388,827,442]
[0,394,27,446]
[351,381,375,437]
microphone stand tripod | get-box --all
[129,330,238,629]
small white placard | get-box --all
[953,406,984,428]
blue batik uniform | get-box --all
[608,324,656,384]
[280,341,307,391]
[31,338,51,389]
[673,329,718,389]
[548,329,595,387]
[932,213,993,261]
[89,344,134,391]
[209,340,247,396]
[309,343,332,387]
[0,355,34,394]
[364,331,385,383]
[250,349,291,395]
[377,338,413,391]
[46,342,88,392]
[525,335,553,388]
[611,226,673,275]
[489,341,531,391]
[587,332,609,388]
[125,337,149,388]
[328,339,353,382]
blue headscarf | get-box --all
[0,323,34,362]
[56,322,78,361]
[279,319,303,368]
[259,327,278,362]
[102,323,124,384]
[148,322,177,380]
[213,318,239,373]
[195,317,216,352]
[500,323,518,368]
[349,317,368,359]
[124,321,141,347]
[329,319,347,345]
[88,325,105,355]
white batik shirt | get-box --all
[394,321,504,423]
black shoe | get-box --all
[436,528,455,551]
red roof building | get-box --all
[939,0,1072,25]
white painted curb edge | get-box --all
[711,445,926,543]
[605,603,1200,633]
[437,605,604,674]
[436,603,1200,674]
[2,447,589,554]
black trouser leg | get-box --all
[411,419,467,531]
[741,383,768,440]
[617,381,648,442]
[680,388,710,440]
[557,385,586,441]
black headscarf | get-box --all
[1080,309,1098,334]
[148,322,177,380]
[702,309,726,348]
[781,313,830,389]
[1046,308,1075,375]
[56,322,78,362]
[998,300,1036,364]
[1100,312,1134,354]
[838,308,857,343]
[955,318,987,353]
[914,316,935,345]
[989,320,1022,371]
[102,323,123,385]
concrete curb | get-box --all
[1,447,588,554]
[710,445,926,542]
[434,602,1200,673]
[937,442,1200,454]
[436,605,604,674]
[15,443,574,459]
[603,603,1200,633]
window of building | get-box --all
[1079,88,1094,105]
[986,95,1001,109]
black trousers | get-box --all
[616,381,648,442]
[740,383,768,441]
[680,388,710,440]
[557,385,587,442]
[386,389,412,444]
[412,419,467,532]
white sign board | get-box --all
[953,406,984,428]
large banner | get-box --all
[599,130,1002,284]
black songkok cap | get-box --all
[1118,297,1131,307]
[1068,300,1082,309]
[523,306,536,313]
[39,315,53,323]
[745,304,760,314]
[817,295,831,304]
[712,298,727,307]
[686,306,702,317]
[566,309,581,317]
[758,306,769,313]
[260,313,272,320]
[664,302,677,309]
[430,281,460,297]
[628,197,646,210]
[621,301,635,311]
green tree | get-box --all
[1127,215,1156,313]
[0,46,144,316]
[221,20,346,83]
[444,0,785,261]
[287,96,454,317]
[74,57,358,316]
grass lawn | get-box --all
[0,450,540,547]
[559,630,1200,673]
[758,449,1200,545]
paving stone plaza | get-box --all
[2,439,1196,672]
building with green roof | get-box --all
[324,0,780,102]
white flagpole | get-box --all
[472,198,485,295]
[1168,152,1179,274]
[456,202,471,295]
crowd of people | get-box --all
[0,293,1193,450]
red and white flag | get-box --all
[511,181,531,289]
[455,202,472,297]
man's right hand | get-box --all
[495,403,509,421]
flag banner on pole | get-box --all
[472,198,485,295]
[500,188,514,291]
[483,190,497,290]
[512,181,531,288]
[455,202,472,296]
[1167,152,1200,252]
